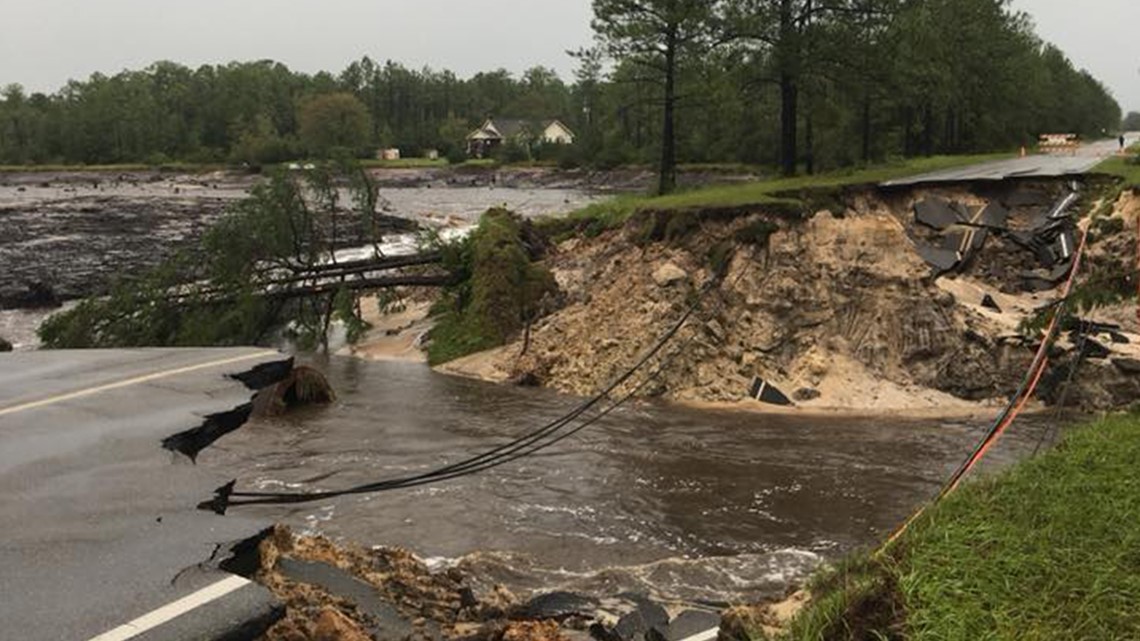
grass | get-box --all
[1092,154,1140,188]
[768,412,1140,641]
[357,157,451,169]
[549,153,1013,235]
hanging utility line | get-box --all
[200,250,751,514]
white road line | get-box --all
[0,350,279,417]
[677,627,720,641]
[87,574,252,641]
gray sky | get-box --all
[1,0,1136,112]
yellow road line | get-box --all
[0,350,279,417]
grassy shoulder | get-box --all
[1093,154,1140,188]
[548,153,1012,234]
[767,412,1140,640]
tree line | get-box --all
[0,0,1123,190]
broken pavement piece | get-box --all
[277,558,414,641]
[917,245,961,272]
[914,197,966,230]
[1020,261,1073,292]
[748,376,793,406]
[661,610,721,641]
[1078,339,1111,360]
[517,592,599,622]
[977,202,1010,229]
[1053,229,1076,262]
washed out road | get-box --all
[0,348,288,640]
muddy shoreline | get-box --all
[0,168,607,320]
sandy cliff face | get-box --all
[437,185,1140,413]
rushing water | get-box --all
[0,182,601,350]
[201,356,1057,605]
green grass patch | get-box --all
[547,154,1012,238]
[357,157,451,169]
[772,412,1140,641]
[1092,155,1140,188]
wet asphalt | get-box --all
[881,137,1127,186]
[0,348,285,640]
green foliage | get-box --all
[427,209,558,365]
[39,162,382,349]
[1123,112,1140,131]
[298,92,372,157]
[781,413,1140,640]
[0,5,1122,176]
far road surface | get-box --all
[882,136,1128,186]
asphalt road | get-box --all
[0,348,288,640]
[881,137,1128,186]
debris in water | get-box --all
[748,377,793,406]
[252,365,337,417]
[981,295,1002,313]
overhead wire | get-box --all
[202,246,753,513]
[881,197,1090,548]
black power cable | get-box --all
[200,251,751,514]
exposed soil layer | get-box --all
[254,525,728,641]
[438,182,1140,413]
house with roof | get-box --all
[465,118,575,158]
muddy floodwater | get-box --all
[202,356,1057,605]
[0,174,601,349]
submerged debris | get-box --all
[252,365,337,417]
[251,526,732,641]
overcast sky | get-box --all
[1,0,1136,112]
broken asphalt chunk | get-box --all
[1079,339,1111,360]
[977,202,1010,229]
[917,245,962,273]
[516,592,599,621]
[662,610,722,641]
[228,357,294,390]
[748,376,793,406]
[914,197,966,230]
[278,558,414,641]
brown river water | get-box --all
[3,179,1062,605]
[201,355,1057,606]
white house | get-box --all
[466,118,576,157]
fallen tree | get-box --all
[39,160,451,349]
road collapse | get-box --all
[224,525,735,641]
[912,184,1080,290]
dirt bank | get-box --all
[436,182,1140,414]
[251,525,727,641]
